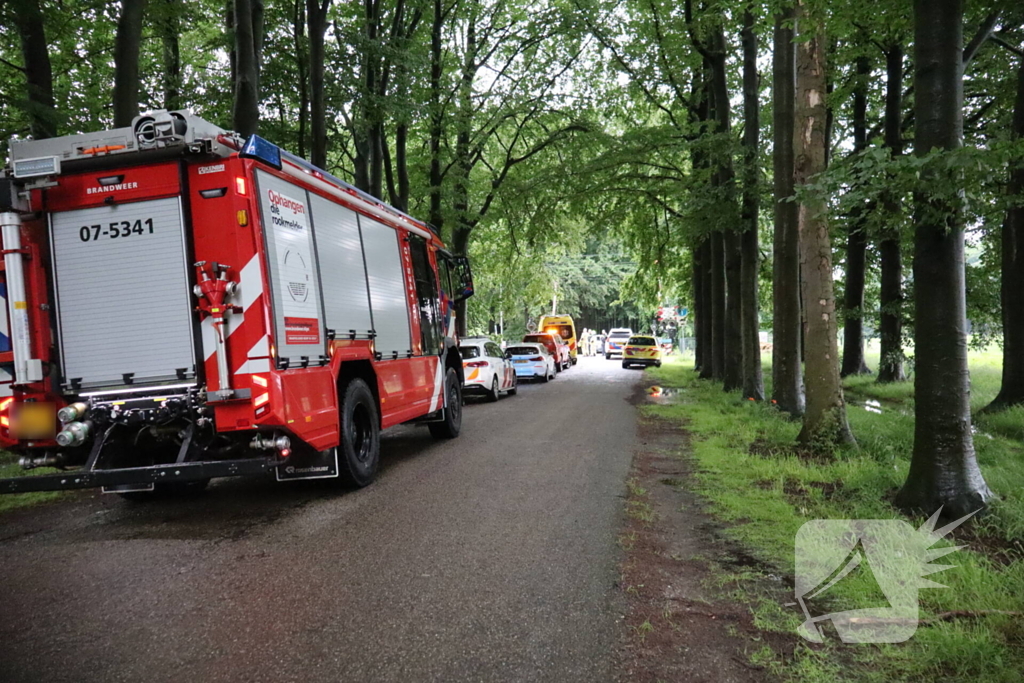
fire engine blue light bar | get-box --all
[240,135,282,170]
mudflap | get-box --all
[275,447,339,482]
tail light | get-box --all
[530,356,544,362]
[465,360,488,367]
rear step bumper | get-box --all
[0,457,278,494]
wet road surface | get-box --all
[0,357,643,682]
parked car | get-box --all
[507,343,557,382]
[459,337,517,400]
[604,328,634,358]
[622,335,663,368]
[523,332,571,371]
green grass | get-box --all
[645,354,1024,682]
[0,452,68,513]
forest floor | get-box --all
[638,353,1024,682]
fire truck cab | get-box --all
[0,110,473,496]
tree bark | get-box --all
[740,8,764,401]
[772,6,804,415]
[12,0,56,139]
[877,44,907,383]
[710,231,726,381]
[693,239,705,372]
[896,0,992,518]
[113,0,147,128]
[984,53,1024,410]
[306,0,328,167]
[841,54,872,377]
[428,0,445,232]
[699,239,715,380]
[160,0,182,111]
[794,2,854,446]
[232,0,260,136]
[293,0,309,158]
[723,230,743,391]
[702,24,741,390]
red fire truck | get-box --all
[0,110,473,496]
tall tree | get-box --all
[113,0,147,127]
[159,0,182,111]
[740,6,764,401]
[984,46,1024,410]
[772,4,804,415]
[840,53,872,377]
[794,1,854,446]
[11,0,56,139]
[877,42,907,383]
[232,0,261,136]
[307,0,329,167]
[895,0,992,517]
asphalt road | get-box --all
[0,356,641,683]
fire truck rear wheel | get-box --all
[428,367,462,439]
[339,378,381,487]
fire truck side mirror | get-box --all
[452,255,474,302]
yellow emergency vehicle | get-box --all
[538,314,578,364]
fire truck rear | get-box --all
[0,111,473,496]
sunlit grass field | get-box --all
[647,349,1024,682]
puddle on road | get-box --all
[646,386,684,405]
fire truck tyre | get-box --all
[488,376,500,402]
[339,378,381,487]
[429,367,463,439]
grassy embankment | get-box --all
[645,347,1024,682]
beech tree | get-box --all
[986,46,1024,411]
[895,0,992,517]
[771,4,804,416]
[113,0,147,127]
[793,1,853,446]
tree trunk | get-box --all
[113,0,147,127]
[896,0,992,518]
[841,54,872,377]
[160,0,182,111]
[293,0,309,158]
[306,0,328,167]
[794,2,854,446]
[772,6,804,415]
[693,240,705,372]
[710,231,726,381]
[984,53,1024,409]
[699,239,715,380]
[877,44,907,383]
[723,231,743,391]
[12,0,56,139]
[428,0,444,231]
[453,225,471,337]
[232,0,260,136]
[740,8,764,401]
[704,25,741,390]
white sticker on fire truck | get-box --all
[197,163,225,175]
[256,171,325,362]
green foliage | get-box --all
[648,356,1024,681]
